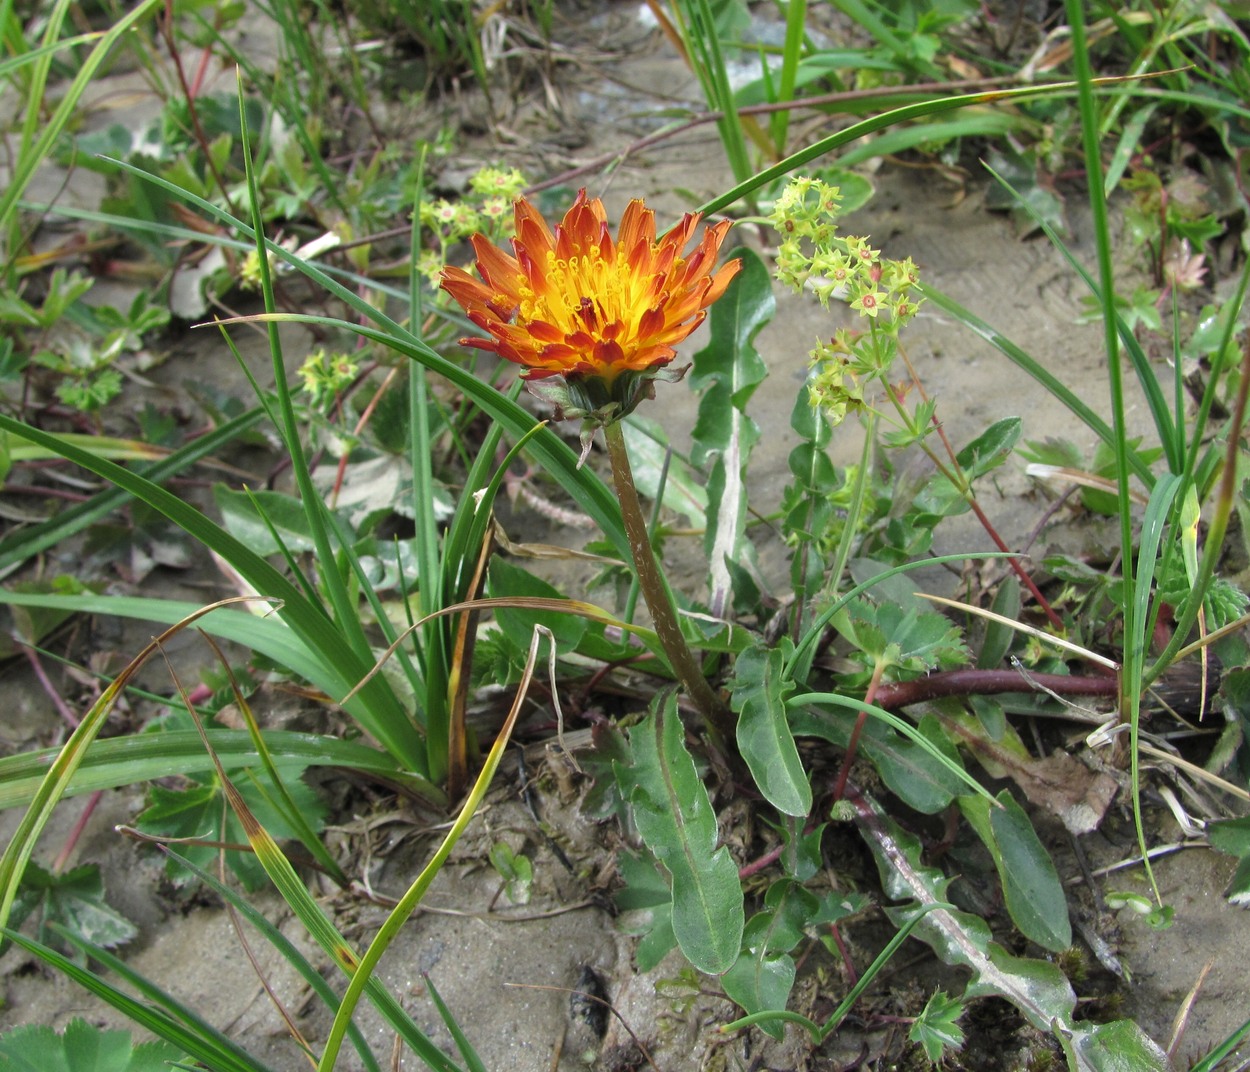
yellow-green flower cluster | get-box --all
[771,176,923,425]
[298,347,359,407]
[418,165,530,288]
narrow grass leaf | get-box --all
[0,407,265,576]
[0,416,425,774]
[316,626,551,1071]
[162,849,382,1072]
[789,694,991,807]
[95,160,630,562]
[0,929,270,1072]
[0,601,258,935]
[0,728,423,811]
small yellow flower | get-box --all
[440,190,740,392]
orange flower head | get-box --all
[440,190,740,422]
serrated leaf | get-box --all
[729,644,811,817]
[0,1018,182,1072]
[837,598,968,676]
[3,862,135,965]
[854,793,1166,1069]
[135,767,325,891]
[614,695,744,974]
[961,791,1072,952]
[690,247,774,617]
[909,989,965,1061]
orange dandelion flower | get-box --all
[440,190,740,416]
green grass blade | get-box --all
[0,928,273,1072]
[0,604,241,936]
[916,283,1157,488]
[315,626,544,1070]
[196,724,466,1072]
[92,158,631,562]
[0,0,161,252]
[0,31,102,78]
[0,415,426,773]
[234,77,378,677]
[162,849,383,1072]
[0,727,426,811]
[213,312,633,562]
[425,976,489,1072]
[980,163,1181,474]
[53,924,279,1071]
[0,406,265,575]
[769,0,806,153]
[696,79,1090,218]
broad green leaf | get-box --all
[1207,817,1250,906]
[1061,1019,1173,1072]
[959,417,1022,480]
[858,794,1075,1028]
[0,1019,183,1072]
[487,558,588,651]
[721,951,795,1040]
[615,851,678,971]
[614,694,744,974]
[791,705,966,814]
[729,644,811,817]
[720,880,817,1037]
[977,575,1020,669]
[214,486,319,555]
[622,417,707,528]
[961,791,1072,952]
[690,247,774,617]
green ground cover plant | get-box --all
[1,0,1249,1069]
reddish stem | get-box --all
[831,660,886,803]
[873,667,1117,712]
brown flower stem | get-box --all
[603,420,735,745]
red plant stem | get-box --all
[20,644,78,730]
[885,370,1064,631]
[872,667,1117,712]
[828,922,859,987]
[51,792,103,875]
[160,0,237,216]
[832,660,886,803]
